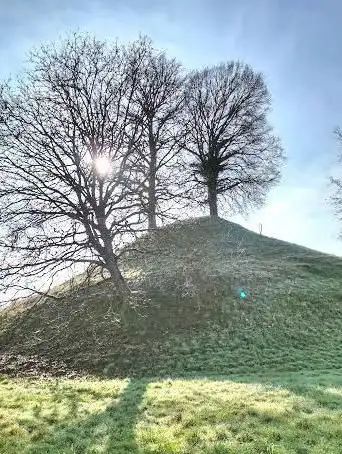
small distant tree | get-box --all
[184,62,284,217]
[0,34,144,304]
[128,38,186,230]
[330,128,342,232]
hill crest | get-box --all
[1,215,342,378]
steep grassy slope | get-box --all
[1,216,342,377]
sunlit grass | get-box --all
[2,217,342,452]
[1,370,342,453]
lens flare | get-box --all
[238,288,247,299]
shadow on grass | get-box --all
[26,379,148,454]
[2,370,342,454]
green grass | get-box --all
[1,370,342,453]
[1,216,342,377]
[1,216,342,451]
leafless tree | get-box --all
[128,38,187,230]
[183,62,284,217]
[0,33,145,304]
[330,128,342,233]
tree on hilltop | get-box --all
[0,34,144,304]
[128,37,187,230]
[183,62,284,217]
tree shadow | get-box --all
[129,372,342,453]
[25,378,148,454]
[2,371,342,453]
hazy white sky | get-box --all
[1,0,342,255]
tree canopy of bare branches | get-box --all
[0,34,145,302]
[0,34,285,305]
[128,38,186,230]
[184,62,284,217]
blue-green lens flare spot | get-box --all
[239,289,247,299]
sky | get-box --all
[1,0,342,255]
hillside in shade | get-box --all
[1,216,342,378]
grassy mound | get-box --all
[1,216,342,377]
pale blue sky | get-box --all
[1,0,342,254]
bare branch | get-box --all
[183,62,284,217]
[0,33,146,302]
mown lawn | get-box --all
[1,370,342,453]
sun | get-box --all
[94,156,111,177]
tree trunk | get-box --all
[207,180,218,217]
[148,171,157,230]
[96,214,130,296]
[148,124,157,230]
[106,255,130,295]
[105,255,131,323]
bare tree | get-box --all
[183,62,284,217]
[330,128,342,233]
[128,38,186,230]
[0,34,145,304]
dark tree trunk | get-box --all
[98,217,130,296]
[207,179,218,217]
[105,254,131,322]
[148,169,157,230]
[148,125,157,230]
[106,256,130,294]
